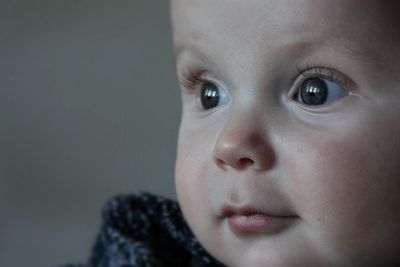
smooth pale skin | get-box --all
[171,1,400,266]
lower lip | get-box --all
[227,214,295,235]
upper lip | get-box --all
[221,204,297,218]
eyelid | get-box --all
[178,67,231,112]
[295,64,355,90]
[289,65,356,100]
[178,67,225,93]
[178,68,207,92]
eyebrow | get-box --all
[321,39,385,69]
[174,40,217,67]
[174,36,385,71]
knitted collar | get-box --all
[82,192,226,267]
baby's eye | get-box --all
[200,82,229,110]
[296,78,348,106]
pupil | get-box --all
[201,82,220,109]
[300,78,328,106]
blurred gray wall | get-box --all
[0,1,179,266]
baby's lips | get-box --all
[221,203,297,219]
[221,203,298,235]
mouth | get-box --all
[222,205,298,235]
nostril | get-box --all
[214,157,255,170]
[215,158,225,168]
[238,158,254,168]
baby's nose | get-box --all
[212,115,275,172]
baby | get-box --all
[65,1,400,267]
[171,0,400,266]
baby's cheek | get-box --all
[175,131,224,248]
[290,119,400,262]
[175,135,209,213]
[307,141,377,229]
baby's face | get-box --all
[172,1,400,266]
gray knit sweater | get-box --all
[62,192,225,267]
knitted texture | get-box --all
[63,192,225,267]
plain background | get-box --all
[1,1,179,266]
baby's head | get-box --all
[171,1,400,266]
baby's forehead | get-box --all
[173,0,398,40]
[172,0,399,72]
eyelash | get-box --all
[294,62,351,90]
[179,68,209,92]
[179,63,351,95]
